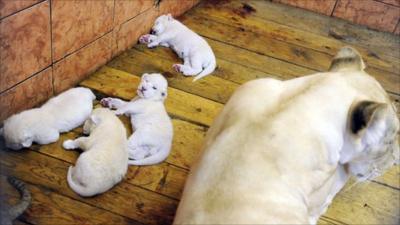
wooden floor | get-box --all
[1,0,399,224]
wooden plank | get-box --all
[216,0,400,59]
[131,42,309,82]
[107,48,240,104]
[0,150,178,225]
[127,163,188,201]
[1,112,398,225]
[178,14,400,94]
[79,66,223,127]
[191,0,400,75]
[35,118,204,171]
[20,132,400,225]
[0,175,141,225]
[324,180,400,224]
[181,14,333,71]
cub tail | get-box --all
[128,147,170,166]
[67,166,97,197]
[193,57,216,82]
[329,46,365,72]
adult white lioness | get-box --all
[174,47,399,224]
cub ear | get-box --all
[90,115,100,125]
[21,136,33,148]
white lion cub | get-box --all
[100,73,173,166]
[63,108,128,197]
[0,87,95,150]
[139,14,216,81]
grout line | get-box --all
[372,0,400,7]
[0,0,46,20]
[53,0,155,65]
[330,0,339,17]
[49,0,55,95]
[0,66,51,95]
[393,18,400,33]
[52,29,113,64]
[112,0,116,26]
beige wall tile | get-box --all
[0,0,42,19]
[159,0,194,17]
[273,0,337,15]
[114,0,154,26]
[333,0,400,32]
[53,32,113,94]
[0,0,51,92]
[112,7,159,57]
[0,67,53,122]
[51,0,114,61]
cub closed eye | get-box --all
[153,86,157,90]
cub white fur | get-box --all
[139,14,216,81]
[101,73,173,166]
[1,87,95,150]
[174,47,399,224]
[64,108,128,197]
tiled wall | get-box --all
[274,0,400,34]
[0,0,198,122]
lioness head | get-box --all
[137,73,168,101]
[151,14,173,35]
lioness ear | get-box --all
[350,101,388,142]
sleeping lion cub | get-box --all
[174,47,399,224]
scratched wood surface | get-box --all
[0,0,399,224]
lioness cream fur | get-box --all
[0,87,95,150]
[64,108,128,197]
[174,47,399,224]
[101,73,173,166]
[139,14,216,81]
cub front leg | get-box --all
[100,97,128,109]
[139,34,160,48]
[159,42,170,48]
[63,137,90,151]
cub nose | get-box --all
[150,29,156,35]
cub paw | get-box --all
[173,64,182,73]
[100,98,112,108]
[139,34,151,44]
[63,140,76,150]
